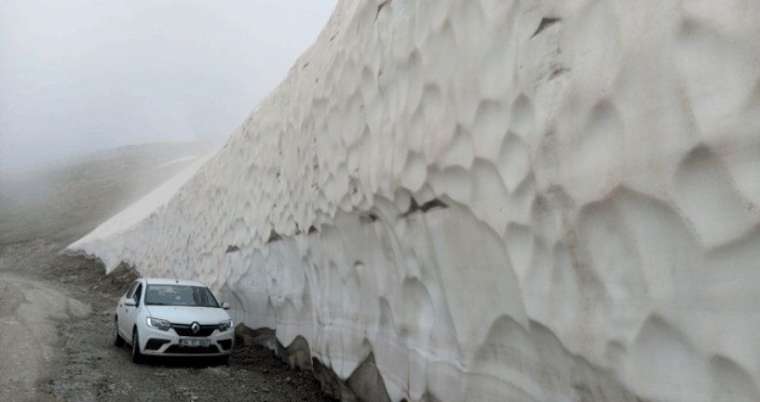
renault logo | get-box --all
[191,322,200,334]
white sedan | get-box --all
[113,278,235,363]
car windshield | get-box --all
[144,284,219,308]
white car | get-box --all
[113,278,235,363]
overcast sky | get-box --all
[0,0,336,171]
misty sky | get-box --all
[0,0,336,171]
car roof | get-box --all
[142,278,208,287]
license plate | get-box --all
[179,338,210,347]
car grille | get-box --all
[165,345,220,354]
[170,323,217,337]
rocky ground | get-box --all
[0,239,334,402]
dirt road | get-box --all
[0,240,333,402]
[0,273,90,401]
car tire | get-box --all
[131,328,144,364]
[218,355,230,366]
[113,318,125,347]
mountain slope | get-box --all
[0,142,208,244]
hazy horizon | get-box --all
[0,0,336,172]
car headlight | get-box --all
[218,319,233,332]
[146,317,172,331]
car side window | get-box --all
[125,281,138,298]
[133,284,143,307]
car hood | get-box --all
[145,305,230,325]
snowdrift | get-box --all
[70,1,760,401]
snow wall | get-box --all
[70,1,760,401]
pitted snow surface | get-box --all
[71,1,760,401]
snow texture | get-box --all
[71,1,760,401]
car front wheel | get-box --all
[113,318,124,347]
[131,328,144,364]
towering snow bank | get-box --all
[71,0,760,401]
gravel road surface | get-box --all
[0,240,333,402]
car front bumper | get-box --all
[139,325,234,357]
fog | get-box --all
[0,0,336,171]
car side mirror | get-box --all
[125,300,136,307]
[222,302,231,310]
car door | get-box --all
[118,281,138,336]
[123,282,143,340]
